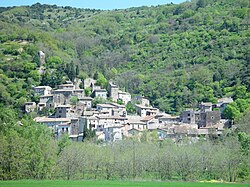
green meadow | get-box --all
[0,180,249,187]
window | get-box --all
[211,116,214,120]
[59,110,62,113]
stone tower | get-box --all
[38,51,45,67]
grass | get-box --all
[0,180,249,187]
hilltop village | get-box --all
[24,76,233,142]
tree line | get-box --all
[0,107,249,182]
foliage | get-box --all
[126,101,136,115]
[0,0,249,114]
[52,138,248,182]
[84,87,91,97]
[0,108,57,180]
[69,96,78,105]
[92,97,106,108]
[95,72,108,88]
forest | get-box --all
[0,0,249,182]
[0,0,249,116]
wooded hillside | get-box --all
[0,0,249,116]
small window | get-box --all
[211,116,214,120]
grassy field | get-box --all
[0,180,249,187]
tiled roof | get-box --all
[141,115,155,121]
[34,117,70,123]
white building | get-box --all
[96,116,128,131]
[92,89,107,99]
[118,91,131,105]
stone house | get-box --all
[198,111,221,128]
[158,115,180,125]
[96,104,115,116]
[92,89,107,99]
[96,103,127,118]
[24,102,36,113]
[133,96,150,106]
[70,118,81,135]
[79,97,93,109]
[58,83,75,90]
[37,103,46,111]
[33,86,52,96]
[57,123,71,137]
[104,125,124,142]
[55,105,71,118]
[53,89,73,106]
[34,116,71,134]
[73,89,85,99]
[95,116,128,131]
[39,94,54,109]
[87,116,99,130]
[141,115,158,130]
[135,104,159,117]
[180,109,196,124]
[126,115,147,131]
[199,102,213,112]
[118,91,131,105]
[109,103,127,116]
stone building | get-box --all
[199,102,213,112]
[135,104,159,117]
[53,90,73,106]
[79,97,93,109]
[180,109,196,124]
[24,102,36,113]
[33,86,52,96]
[55,105,71,118]
[108,82,119,101]
[58,83,75,90]
[198,111,221,128]
[118,91,131,105]
[39,94,54,109]
[133,96,150,106]
[92,89,107,99]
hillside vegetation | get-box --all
[0,0,250,116]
